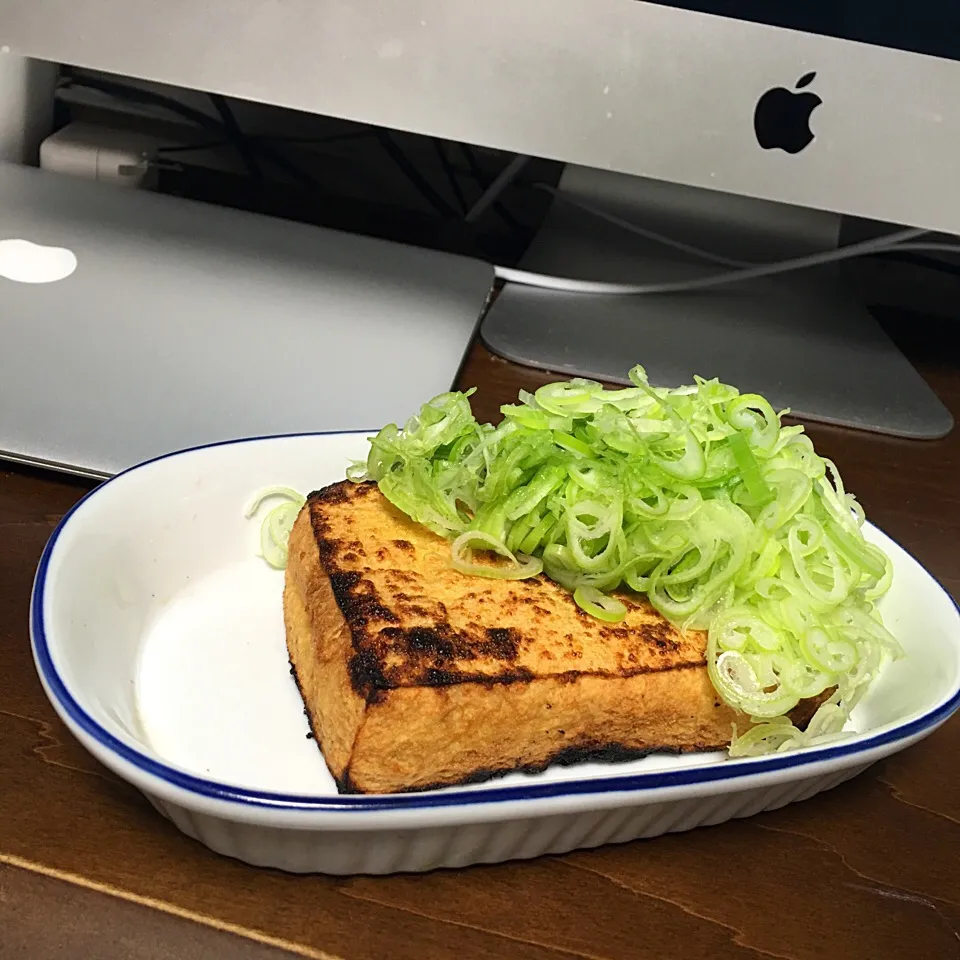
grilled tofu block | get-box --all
[284,480,814,794]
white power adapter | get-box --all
[39,121,160,188]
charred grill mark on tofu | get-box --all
[347,621,532,699]
[328,572,398,628]
[347,649,392,704]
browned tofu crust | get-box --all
[284,480,820,794]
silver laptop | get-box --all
[0,163,492,477]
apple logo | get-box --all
[0,238,77,283]
[754,72,822,155]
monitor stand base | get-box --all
[481,167,952,439]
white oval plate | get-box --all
[31,432,960,875]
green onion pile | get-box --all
[349,365,903,756]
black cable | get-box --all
[457,144,526,233]
[208,92,262,181]
[60,73,317,187]
[156,140,227,155]
[870,249,960,280]
[156,130,377,157]
[374,129,457,218]
[270,130,376,147]
[431,138,468,214]
[62,73,222,131]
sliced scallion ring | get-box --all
[451,531,543,580]
[244,485,305,519]
[245,486,306,570]
[574,586,627,623]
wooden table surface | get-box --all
[2,335,959,960]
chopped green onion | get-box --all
[243,486,305,518]
[340,363,900,757]
[245,487,306,570]
[574,586,627,623]
[450,531,544,580]
[728,431,774,506]
[553,430,594,458]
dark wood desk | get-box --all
[2,336,959,960]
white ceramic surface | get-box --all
[31,432,960,875]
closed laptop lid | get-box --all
[0,164,492,476]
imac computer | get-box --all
[0,0,957,474]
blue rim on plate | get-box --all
[29,431,960,813]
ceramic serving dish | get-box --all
[30,432,960,875]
